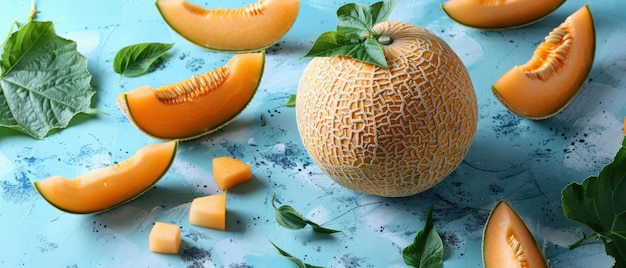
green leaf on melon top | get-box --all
[303,0,398,68]
[561,135,626,267]
[0,20,99,139]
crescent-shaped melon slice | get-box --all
[442,0,565,30]
[492,5,595,119]
[483,200,548,268]
[34,140,178,214]
[156,0,300,52]
[117,52,265,140]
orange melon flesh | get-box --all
[189,193,227,230]
[212,156,253,191]
[442,0,564,30]
[34,140,178,214]
[149,221,182,254]
[483,200,548,268]
[117,52,265,140]
[492,5,595,120]
[156,0,300,52]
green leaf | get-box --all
[304,220,342,234]
[274,203,308,230]
[302,0,397,68]
[284,94,297,107]
[0,20,99,139]
[271,193,341,234]
[402,204,444,268]
[336,3,373,36]
[303,32,387,68]
[270,241,325,268]
[112,42,173,78]
[562,136,626,266]
[369,0,398,26]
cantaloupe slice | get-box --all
[149,221,182,254]
[117,52,265,140]
[483,200,548,268]
[492,5,595,120]
[156,0,300,52]
[34,140,178,214]
[212,156,252,191]
[189,193,227,230]
[442,0,565,30]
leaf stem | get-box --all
[568,232,597,250]
[28,0,37,21]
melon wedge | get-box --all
[34,140,178,214]
[492,5,595,120]
[156,0,300,52]
[442,0,565,30]
[117,52,265,140]
[483,200,548,268]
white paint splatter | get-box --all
[170,159,218,194]
[273,143,286,153]
[64,30,100,56]
[306,205,331,224]
[77,152,111,175]
[0,152,14,179]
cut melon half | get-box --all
[442,0,565,30]
[34,140,178,214]
[156,0,300,52]
[483,200,548,268]
[492,5,595,120]
[117,52,265,140]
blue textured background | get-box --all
[0,0,624,267]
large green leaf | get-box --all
[0,20,98,139]
[562,136,626,267]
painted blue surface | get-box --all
[0,0,624,267]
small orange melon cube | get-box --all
[212,156,252,190]
[148,221,181,254]
[189,193,227,230]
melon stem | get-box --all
[377,34,392,45]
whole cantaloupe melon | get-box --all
[296,21,478,197]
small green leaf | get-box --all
[270,241,325,268]
[402,204,444,268]
[303,32,387,68]
[284,94,296,107]
[336,3,373,36]
[369,0,398,26]
[271,193,341,234]
[275,204,308,230]
[0,20,99,139]
[112,42,173,78]
[562,136,626,265]
[304,220,342,234]
[302,0,396,68]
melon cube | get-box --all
[148,221,181,254]
[189,193,227,230]
[212,156,252,190]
